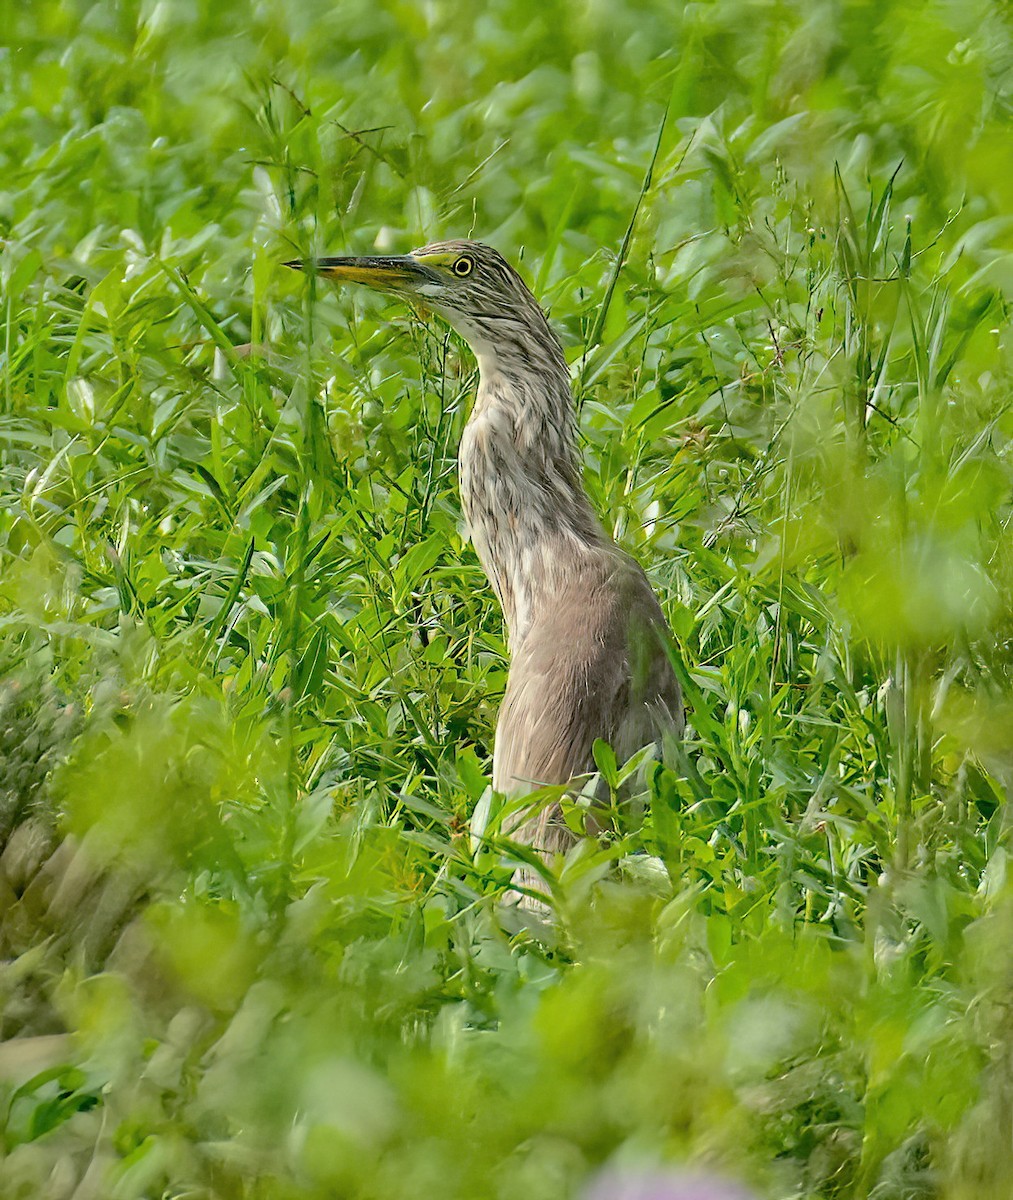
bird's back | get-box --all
[493,545,682,798]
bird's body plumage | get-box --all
[289,239,682,891]
[494,546,679,803]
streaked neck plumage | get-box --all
[456,323,608,647]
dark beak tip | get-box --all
[282,259,304,270]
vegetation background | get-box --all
[1,1,1011,1197]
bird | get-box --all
[287,240,682,900]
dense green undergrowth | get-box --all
[1,1,1011,1197]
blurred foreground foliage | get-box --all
[1,1,1012,1197]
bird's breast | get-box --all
[459,413,532,637]
[457,392,605,647]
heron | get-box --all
[287,240,682,899]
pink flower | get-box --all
[581,1169,757,1200]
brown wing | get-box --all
[492,550,681,855]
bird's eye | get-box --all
[452,256,474,277]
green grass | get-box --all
[1,2,1011,1197]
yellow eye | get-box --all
[452,256,474,277]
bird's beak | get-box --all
[283,254,436,293]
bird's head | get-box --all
[286,239,561,373]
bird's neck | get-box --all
[458,351,608,645]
